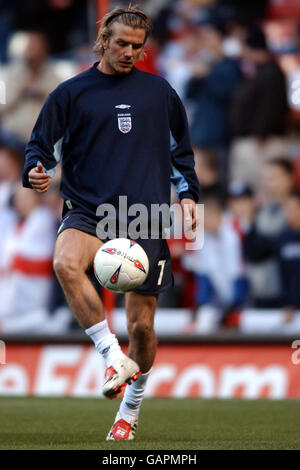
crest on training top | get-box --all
[117,113,132,134]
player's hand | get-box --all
[28,163,50,193]
[180,198,199,232]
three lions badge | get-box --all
[115,104,132,134]
[118,114,132,133]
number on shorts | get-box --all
[157,259,166,286]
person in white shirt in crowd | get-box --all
[0,143,23,209]
[0,184,57,330]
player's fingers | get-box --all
[30,182,49,191]
[183,203,196,227]
[190,209,201,231]
[31,181,50,191]
[192,205,201,228]
[194,217,201,229]
[35,180,50,189]
[34,186,49,193]
[192,219,197,231]
[38,181,50,189]
[189,214,196,230]
[29,164,48,181]
[184,208,193,222]
[184,212,193,231]
[30,172,50,180]
[29,175,50,185]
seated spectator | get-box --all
[231,159,294,307]
[227,181,256,238]
[194,147,225,199]
[0,143,23,208]
[229,24,288,191]
[256,157,294,232]
[0,201,18,313]
[183,194,248,324]
[0,31,61,143]
[259,157,294,208]
[255,158,294,306]
[244,189,300,322]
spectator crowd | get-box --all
[1,0,300,332]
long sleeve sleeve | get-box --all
[22,88,69,188]
[168,87,200,202]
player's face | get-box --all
[102,22,146,75]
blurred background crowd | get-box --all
[1,0,300,334]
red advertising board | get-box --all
[0,344,299,398]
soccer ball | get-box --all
[94,238,149,293]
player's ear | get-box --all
[137,46,145,62]
[102,35,109,52]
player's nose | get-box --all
[124,44,133,58]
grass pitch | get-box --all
[0,397,299,450]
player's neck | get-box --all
[97,59,116,75]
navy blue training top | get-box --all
[23,62,199,219]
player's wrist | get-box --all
[178,192,196,202]
[22,162,39,188]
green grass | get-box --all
[0,397,299,450]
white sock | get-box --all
[85,319,125,367]
[119,368,152,423]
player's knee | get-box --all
[127,316,154,340]
[53,254,79,285]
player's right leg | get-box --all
[53,227,140,398]
[53,228,104,328]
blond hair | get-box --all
[93,5,153,57]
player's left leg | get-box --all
[126,292,157,372]
[107,239,172,440]
[107,292,157,440]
